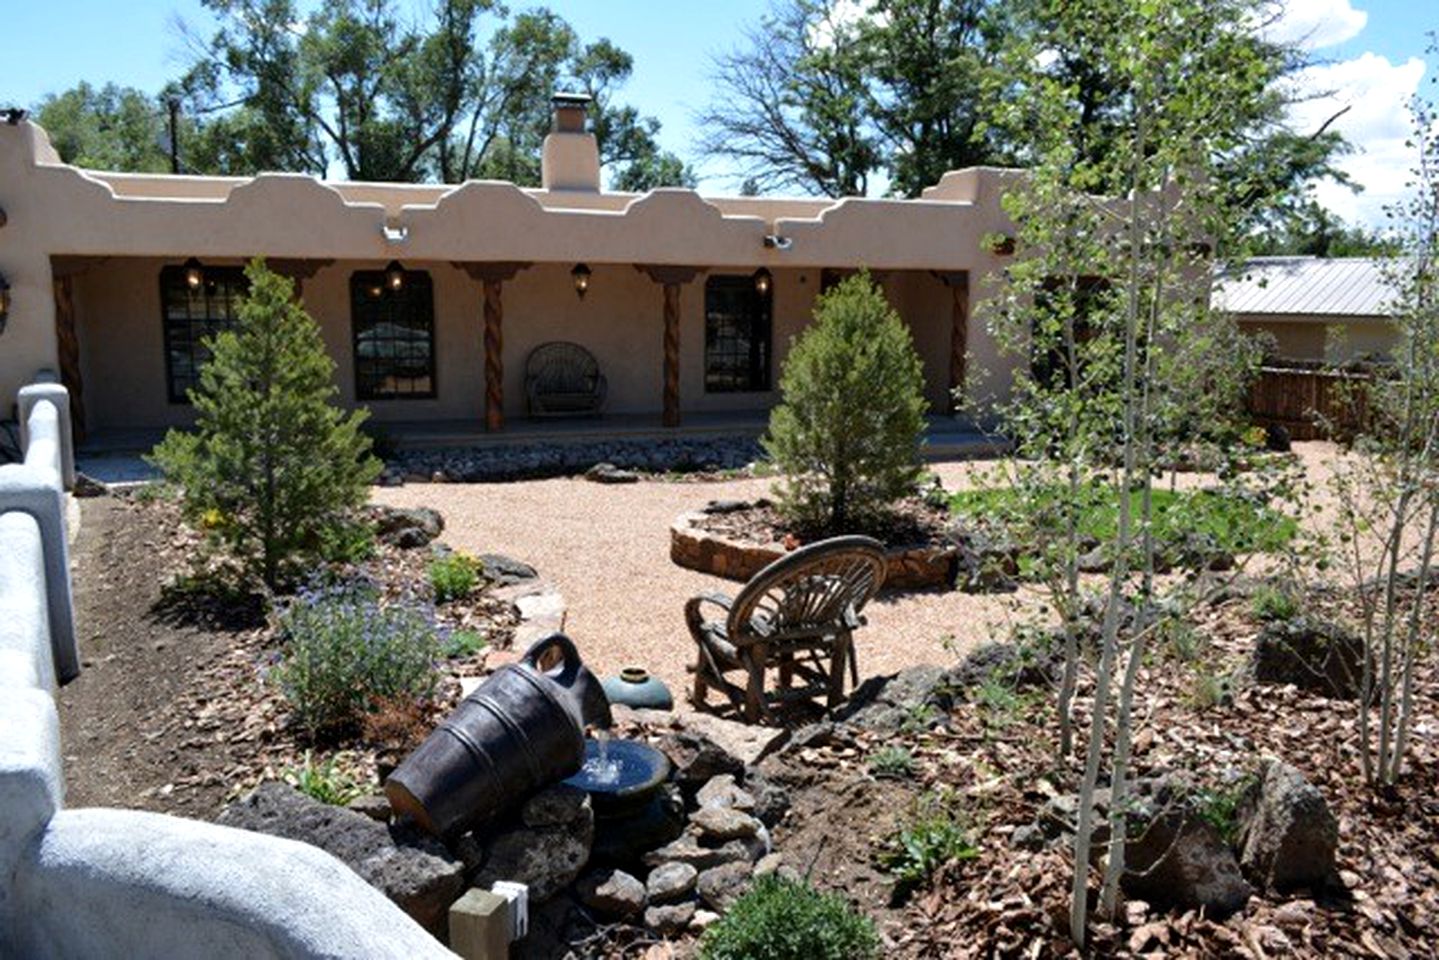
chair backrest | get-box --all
[526,341,600,395]
[728,536,887,646]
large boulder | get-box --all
[948,518,1019,593]
[368,505,444,548]
[1237,760,1339,892]
[1119,781,1253,919]
[218,781,464,935]
[657,730,746,791]
[832,665,950,733]
[1253,617,1367,700]
[474,784,595,902]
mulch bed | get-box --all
[58,493,517,818]
[693,496,953,551]
[755,586,1438,959]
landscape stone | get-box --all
[1121,804,1253,918]
[475,792,594,902]
[72,472,108,498]
[742,772,791,827]
[585,462,640,484]
[576,868,647,918]
[646,861,698,903]
[369,505,444,548]
[690,805,761,843]
[1253,618,1367,700]
[522,783,589,828]
[642,836,750,870]
[478,553,538,586]
[696,774,756,813]
[346,793,393,823]
[690,909,722,931]
[657,730,745,790]
[644,901,697,936]
[697,861,754,912]
[217,781,464,935]
[1237,760,1339,892]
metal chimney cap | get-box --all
[550,92,593,108]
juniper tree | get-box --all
[149,258,380,589]
[764,272,928,534]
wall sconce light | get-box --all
[571,262,591,300]
[752,267,773,298]
[0,272,10,336]
[183,257,205,290]
[384,259,406,292]
[763,234,792,250]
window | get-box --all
[160,264,248,404]
[351,270,436,400]
[704,275,772,392]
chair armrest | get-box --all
[685,591,733,634]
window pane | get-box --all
[159,265,247,403]
[351,271,436,400]
[704,276,772,393]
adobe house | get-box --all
[0,96,1023,443]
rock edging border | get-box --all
[669,510,957,590]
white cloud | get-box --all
[1282,52,1427,226]
[1264,0,1367,51]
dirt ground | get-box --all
[57,495,270,816]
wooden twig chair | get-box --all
[525,341,608,417]
[686,536,887,723]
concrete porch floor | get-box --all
[76,411,1006,483]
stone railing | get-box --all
[0,383,454,959]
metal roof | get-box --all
[1213,256,1400,317]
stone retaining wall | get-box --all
[0,383,453,960]
[669,510,957,590]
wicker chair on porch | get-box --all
[686,536,887,723]
[525,341,608,417]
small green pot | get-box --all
[601,666,674,711]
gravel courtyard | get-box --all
[372,461,1027,698]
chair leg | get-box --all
[846,633,859,688]
[779,652,794,691]
[693,669,709,710]
[827,642,847,708]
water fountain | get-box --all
[565,735,683,865]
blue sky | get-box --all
[3,0,1435,221]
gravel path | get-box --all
[373,444,1351,701]
[373,461,1028,698]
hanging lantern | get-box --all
[752,267,773,298]
[572,262,592,300]
[183,257,204,290]
[385,259,406,292]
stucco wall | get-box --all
[1238,315,1399,363]
[73,257,994,432]
[0,119,1029,421]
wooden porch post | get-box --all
[934,271,970,414]
[49,256,114,443]
[455,262,530,431]
[638,265,704,428]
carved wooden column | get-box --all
[934,271,969,413]
[455,262,530,431]
[49,256,112,443]
[638,265,704,428]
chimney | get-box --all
[541,92,601,192]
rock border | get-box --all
[669,510,957,590]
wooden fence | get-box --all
[1246,364,1373,441]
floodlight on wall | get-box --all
[0,272,9,337]
[752,267,773,298]
[762,234,792,250]
[385,259,406,292]
[183,257,205,290]
[571,263,591,300]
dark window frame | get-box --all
[350,269,438,401]
[704,275,773,393]
[159,264,249,404]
